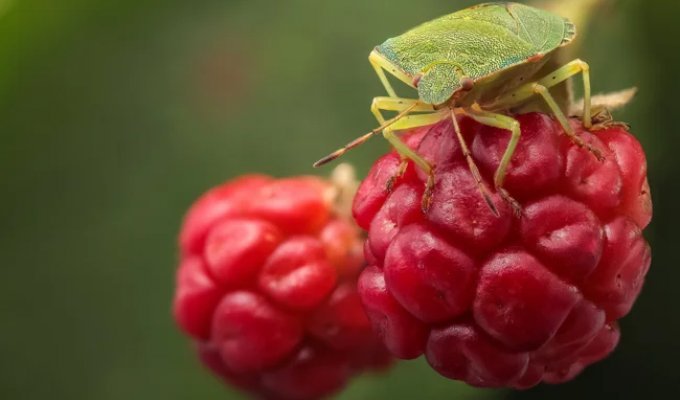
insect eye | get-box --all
[461,77,474,91]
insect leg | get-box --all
[534,83,604,161]
[382,111,447,173]
[369,50,415,99]
[371,96,435,124]
[491,60,602,160]
[369,97,438,189]
[494,59,592,128]
[534,83,603,160]
[449,109,500,217]
[382,111,448,211]
[464,106,522,216]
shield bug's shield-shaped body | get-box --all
[315,2,599,214]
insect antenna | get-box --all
[313,103,417,167]
[313,131,376,167]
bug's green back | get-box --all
[376,2,575,105]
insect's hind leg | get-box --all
[534,83,603,160]
[504,82,603,160]
[464,106,522,216]
[494,59,592,127]
[491,59,602,160]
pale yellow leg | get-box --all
[369,49,415,99]
[491,60,602,160]
[499,81,603,160]
[371,96,435,125]
[369,98,441,192]
[366,49,438,168]
[449,109,499,216]
[494,59,592,128]
[314,52,435,170]
[384,111,448,210]
[382,111,448,173]
[465,106,522,216]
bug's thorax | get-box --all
[446,55,551,110]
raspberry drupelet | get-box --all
[173,168,391,400]
[354,113,652,388]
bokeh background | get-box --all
[0,0,677,399]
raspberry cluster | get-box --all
[354,113,652,388]
[173,174,390,399]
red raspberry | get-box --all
[174,172,391,400]
[354,113,652,388]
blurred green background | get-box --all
[0,0,677,399]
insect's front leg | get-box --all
[381,111,448,210]
[371,96,434,124]
[314,98,436,168]
[369,50,415,98]
[381,111,447,173]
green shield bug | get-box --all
[314,2,602,215]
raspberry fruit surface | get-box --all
[354,113,652,388]
[174,173,390,399]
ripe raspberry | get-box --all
[174,171,391,399]
[354,113,652,388]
